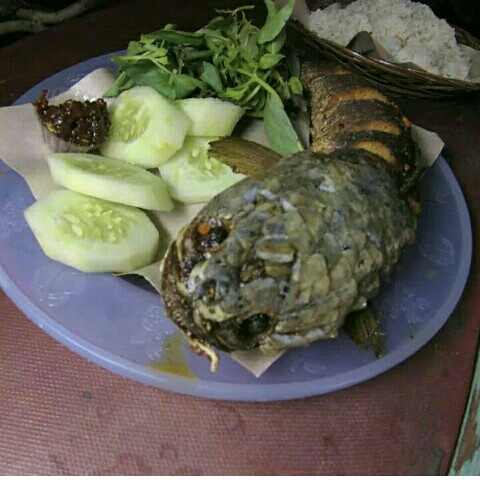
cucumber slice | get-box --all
[158,136,246,204]
[47,152,173,211]
[24,190,160,273]
[100,86,190,168]
[176,98,244,137]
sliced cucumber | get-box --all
[176,98,244,137]
[158,136,246,204]
[100,86,190,168]
[24,190,160,273]
[47,152,173,212]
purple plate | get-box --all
[0,53,472,401]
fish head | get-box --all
[160,178,285,353]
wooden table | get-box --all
[1,0,479,474]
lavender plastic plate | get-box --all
[0,54,472,401]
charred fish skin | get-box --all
[160,148,417,354]
[301,59,422,193]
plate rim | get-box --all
[0,52,473,402]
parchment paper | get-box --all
[0,68,444,377]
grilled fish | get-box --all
[301,60,422,193]
[160,59,420,369]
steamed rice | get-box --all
[309,0,472,80]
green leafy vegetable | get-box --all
[264,94,303,156]
[257,0,296,44]
[104,0,302,156]
[144,27,205,47]
[258,53,284,69]
[200,62,224,93]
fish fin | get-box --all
[343,305,385,358]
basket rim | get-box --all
[288,19,480,94]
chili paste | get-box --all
[33,89,110,147]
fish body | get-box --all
[161,148,417,354]
[160,59,420,365]
[301,60,421,192]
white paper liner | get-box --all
[0,68,445,377]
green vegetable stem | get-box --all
[104,0,303,157]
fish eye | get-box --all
[239,313,271,338]
[194,217,229,251]
[196,278,230,304]
[197,278,217,303]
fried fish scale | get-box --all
[160,149,417,356]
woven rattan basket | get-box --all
[288,0,480,99]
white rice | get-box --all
[309,0,472,80]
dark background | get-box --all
[0,0,129,46]
[1,0,479,49]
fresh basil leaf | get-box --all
[286,52,301,78]
[243,34,260,61]
[204,14,232,31]
[276,79,292,101]
[257,0,295,44]
[264,29,286,54]
[127,41,145,55]
[249,94,267,113]
[112,57,177,98]
[288,76,303,96]
[144,29,205,47]
[264,94,302,156]
[173,74,204,99]
[151,46,169,58]
[237,21,251,49]
[201,62,224,93]
[223,85,250,103]
[106,2,305,126]
[259,53,284,69]
[204,34,227,54]
[103,71,127,97]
